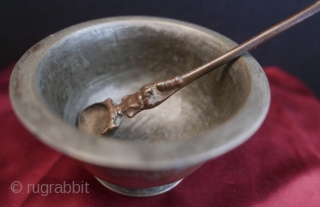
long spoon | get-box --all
[78,1,320,136]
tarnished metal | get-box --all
[10,16,270,197]
[78,1,320,137]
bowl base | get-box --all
[95,177,183,197]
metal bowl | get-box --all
[9,16,270,197]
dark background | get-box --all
[1,0,320,97]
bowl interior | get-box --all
[34,20,251,141]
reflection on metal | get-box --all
[96,177,183,197]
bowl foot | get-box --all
[95,177,183,197]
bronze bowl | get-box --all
[9,17,270,197]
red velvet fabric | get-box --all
[1,64,320,207]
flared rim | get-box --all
[9,16,270,170]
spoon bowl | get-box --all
[78,103,110,136]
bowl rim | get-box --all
[9,16,270,170]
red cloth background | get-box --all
[1,64,320,207]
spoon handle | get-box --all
[157,0,320,91]
[119,1,320,119]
